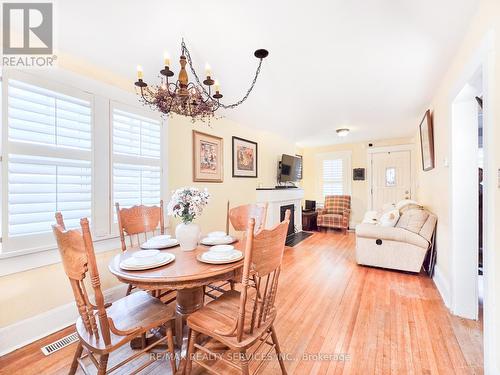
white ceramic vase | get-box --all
[175,222,200,251]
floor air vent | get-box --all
[41,332,79,356]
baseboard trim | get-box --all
[432,264,450,308]
[0,284,127,356]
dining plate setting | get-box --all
[200,231,236,246]
[120,250,176,270]
[140,234,179,249]
[197,244,243,264]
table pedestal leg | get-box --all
[175,287,204,348]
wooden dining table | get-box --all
[108,242,244,348]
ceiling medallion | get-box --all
[134,39,268,122]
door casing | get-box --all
[367,144,415,211]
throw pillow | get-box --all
[379,209,400,227]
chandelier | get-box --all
[134,40,268,122]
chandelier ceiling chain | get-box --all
[181,40,264,110]
[134,40,268,122]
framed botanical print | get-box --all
[193,130,223,182]
[419,110,435,171]
[232,136,258,178]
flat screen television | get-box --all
[279,154,302,182]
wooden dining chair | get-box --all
[116,201,164,252]
[205,202,269,301]
[185,210,291,375]
[115,201,174,302]
[226,201,268,234]
[52,213,176,375]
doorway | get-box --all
[450,73,482,321]
[449,33,496,372]
[368,146,413,210]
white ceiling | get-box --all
[56,0,478,147]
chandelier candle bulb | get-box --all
[134,40,267,121]
[163,52,170,67]
[136,65,143,80]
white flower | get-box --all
[167,187,210,224]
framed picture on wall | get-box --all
[419,109,435,171]
[232,136,258,178]
[193,130,223,182]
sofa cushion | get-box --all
[419,213,437,242]
[396,208,429,234]
[355,223,430,249]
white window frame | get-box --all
[0,68,168,276]
[315,151,352,203]
[1,71,95,254]
[110,101,165,234]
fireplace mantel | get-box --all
[256,188,304,230]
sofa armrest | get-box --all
[355,224,429,249]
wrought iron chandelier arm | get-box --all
[135,86,156,105]
[182,40,265,110]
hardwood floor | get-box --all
[0,232,483,374]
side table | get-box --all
[302,210,318,231]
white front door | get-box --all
[370,150,412,210]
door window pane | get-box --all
[385,167,396,186]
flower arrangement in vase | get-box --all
[167,187,210,251]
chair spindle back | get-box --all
[52,214,111,345]
[236,209,290,342]
[116,201,164,251]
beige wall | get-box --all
[0,115,297,328]
[301,137,413,224]
[168,115,299,232]
[414,0,500,370]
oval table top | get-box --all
[108,243,244,290]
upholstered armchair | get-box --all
[317,195,351,233]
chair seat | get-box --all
[318,213,343,226]
[187,289,274,349]
[76,291,174,354]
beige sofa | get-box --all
[355,208,437,273]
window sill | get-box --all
[0,235,122,277]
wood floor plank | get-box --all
[0,232,483,375]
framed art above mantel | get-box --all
[232,136,258,178]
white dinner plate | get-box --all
[200,235,236,246]
[120,252,175,270]
[141,238,179,249]
[197,250,243,265]
[207,231,227,238]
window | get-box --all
[5,79,92,241]
[112,107,162,211]
[317,151,351,201]
[385,167,396,186]
[1,72,165,258]
[322,159,343,196]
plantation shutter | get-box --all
[112,107,161,211]
[322,159,344,197]
[6,79,92,237]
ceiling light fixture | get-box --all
[134,39,268,122]
[336,128,350,137]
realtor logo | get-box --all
[2,2,56,67]
[3,3,53,54]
